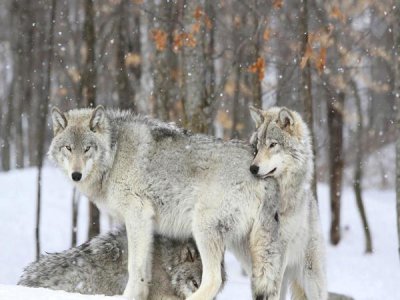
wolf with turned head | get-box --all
[248,106,327,300]
[18,227,212,299]
[48,106,280,300]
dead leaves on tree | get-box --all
[248,57,265,81]
[273,0,283,9]
[151,29,167,51]
[300,25,334,74]
[152,5,213,52]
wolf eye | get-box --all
[192,279,199,289]
[84,146,91,153]
[65,146,72,151]
[269,142,277,149]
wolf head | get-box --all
[167,238,226,298]
[248,106,313,182]
[167,240,202,298]
[48,105,113,184]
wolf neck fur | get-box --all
[278,150,313,214]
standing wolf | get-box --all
[48,106,279,300]
[248,106,327,300]
[18,227,210,299]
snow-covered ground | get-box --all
[0,166,398,299]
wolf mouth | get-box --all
[261,167,276,178]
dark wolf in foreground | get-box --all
[48,106,279,300]
[18,227,218,299]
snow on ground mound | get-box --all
[0,284,124,300]
[0,166,399,299]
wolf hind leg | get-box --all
[123,198,155,300]
[186,223,225,300]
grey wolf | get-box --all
[18,227,216,299]
[249,106,327,300]
[48,106,280,300]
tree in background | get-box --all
[0,0,397,256]
[82,0,100,240]
[35,0,56,260]
[394,0,400,261]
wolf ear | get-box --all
[249,106,264,128]
[181,245,197,263]
[89,105,106,132]
[51,107,68,135]
[277,108,294,131]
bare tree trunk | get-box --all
[204,0,216,135]
[116,0,134,110]
[230,10,244,139]
[35,0,56,260]
[25,2,36,167]
[328,92,345,245]
[151,0,179,121]
[71,188,79,247]
[299,0,317,200]
[184,0,210,134]
[1,83,14,171]
[82,0,100,239]
[231,54,242,139]
[351,80,373,253]
[394,0,400,261]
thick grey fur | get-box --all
[48,106,280,300]
[18,227,221,299]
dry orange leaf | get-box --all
[263,29,271,42]
[205,15,213,30]
[151,29,167,51]
[300,43,313,69]
[315,47,327,74]
[248,57,265,81]
[193,6,204,20]
[173,32,185,51]
[273,0,283,9]
[192,21,201,34]
[185,33,197,48]
[173,32,197,51]
[330,6,345,22]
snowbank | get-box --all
[0,166,398,299]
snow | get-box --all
[0,284,124,300]
[0,166,399,299]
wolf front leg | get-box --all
[249,219,285,300]
[122,198,155,300]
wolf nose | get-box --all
[71,172,82,182]
[250,165,259,175]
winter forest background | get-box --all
[0,0,399,299]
